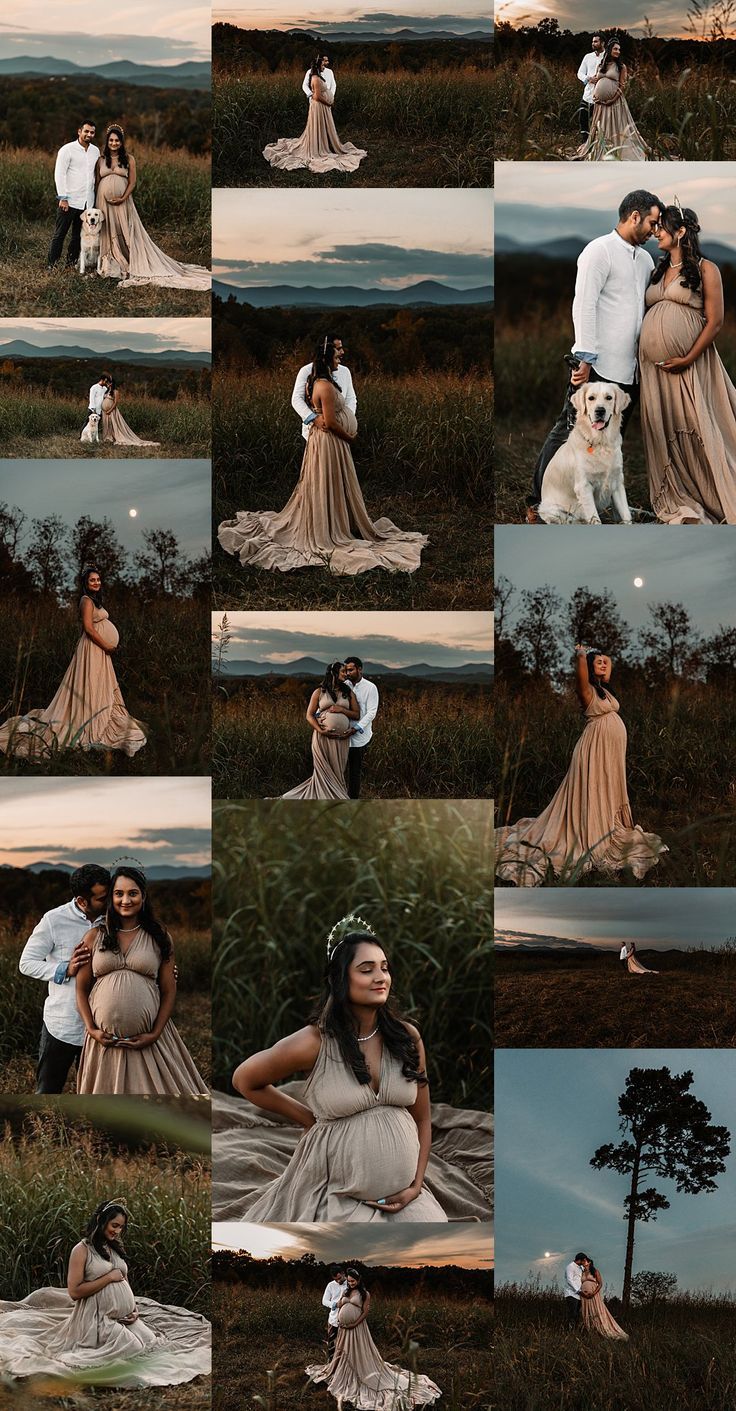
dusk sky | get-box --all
[215,5,489,34]
[0,461,210,558]
[212,611,493,668]
[496,164,736,249]
[496,1050,736,1295]
[213,1221,492,1268]
[496,889,736,952]
[0,779,211,870]
[496,527,736,635]
[0,4,210,63]
[213,190,492,290]
[498,0,716,37]
[0,319,211,357]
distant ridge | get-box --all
[496,233,736,266]
[0,339,210,367]
[214,279,493,308]
[280,27,492,42]
[23,860,211,879]
[0,56,211,89]
[216,656,493,682]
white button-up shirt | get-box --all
[322,1279,345,1326]
[19,899,95,1045]
[564,1261,583,1300]
[577,51,602,105]
[292,362,357,441]
[620,944,629,960]
[303,66,336,100]
[53,139,100,211]
[350,676,379,748]
[89,381,106,414]
[572,231,654,385]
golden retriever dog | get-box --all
[78,208,105,275]
[537,383,632,524]
[80,411,100,444]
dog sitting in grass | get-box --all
[78,208,104,275]
[537,383,632,524]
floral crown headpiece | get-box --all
[100,1198,130,1217]
[105,123,125,137]
[326,913,375,961]
[672,194,684,221]
[110,855,147,878]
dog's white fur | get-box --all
[538,383,632,524]
[78,208,105,275]
[80,411,100,444]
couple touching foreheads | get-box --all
[279,656,378,801]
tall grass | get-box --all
[0,386,211,458]
[212,685,493,801]
[212,799,492,1106]
[492,57,736,160]
[214,69,492,186]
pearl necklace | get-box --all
[357,1026,379,1043]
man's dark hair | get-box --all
[70,864,111,901]
[592,34,601,41]
[345,655,363,670]
[78,121,96,131]
[334,1266,347,1275]
[575,1252,588,1262]
[618,190,661,222]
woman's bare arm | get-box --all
[67,1242,124,1299]
[354,1290,371,1326]
[314,380,355,442]
[81,596,113,652]
[573,646,594,708]
[232,1026,322,1129]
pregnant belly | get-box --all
[324,1107,420,1199]
[640,303,703,364]
[338,1302,362,1328]
[96,618,119,649]
[595,77,619,102]
[323,712,351,736]
[90,972,159,1036]
[100,173,128,200]
[338,407,358,437]
[97,1277,137,1320]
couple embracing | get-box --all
[280,657,377,801]
[529,189,736,525]
[565,1253,628,1340]
[264,52,367,174]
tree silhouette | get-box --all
[590,1067,730,1310]
[0,502,27,557]
[494,574,515,641]
[134,528,187,594]
[640,602,700,679]
[26,515,68,596]
[630,1270,678,1305]
[566,587,630,662]
[515,585,562,679]
[70,516,128,591]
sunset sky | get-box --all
[497,0,713,37]
[0,461,210,558]
[212,1220,492,1267]
[214,5,489,34]
[0,778,211,870]
[213,190,492,290]
[496,889,736,952]
[0,3,210,63]
[212,611,493,668]
[0,319,211,357]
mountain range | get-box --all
[0,57,210,89]
[214,279,492,308]
[495,929,607,952]
[0,340,210,367]
[496,233,736,266]
[216,657,493,682]
[5,861,212,879]
[281,27,491,42]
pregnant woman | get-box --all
[495,645,667,886]
[626,942,659,976]
[580,1259,629,1340]
[231,919,448,1221]
[75,865,208,1095]
[96,124,210,289]
[0,566,146,759]
[306,1269,442,1408]
[640,204,736,524]
[101,375,160,448]
[280,661,359,800]
[263,60,367,173]
[574,40,648,161]
[218,339,426,574]
[0,1200,211,1385]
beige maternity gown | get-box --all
[627,951,659,975]
[574,66,648,160]
[306,1292,441,1407]
[263,78,367,173]
[581,1275,629,1339]
[96,159,210,290]
[280,691,351,799]
[102,394,160,448]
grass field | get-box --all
[495,1283,736,1411]
[213,68,492,187]
[213,1283,491,1411]
[492,57,736,161]
[0,1105,210,1410]
[0,146,211,317]
[494,679,736,885]
[212,799,492,1105]
[0,923,212,1091]
[212,682,493,800]
[0,385,211,459]
[495,949,736,1047]
[0,596,211,775]
[213,369,493,610]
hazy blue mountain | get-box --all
[496,232,736,266]
[24,861,211,879]
[215,657,493,682]
[0,340,210,366]
[0,56,210,88]
[282,27,491,41]
[214,279,492,308]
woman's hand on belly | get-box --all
[362,1182,421,1213]
[655,355,692,374]
[116,1031,158,1049]
[88,1026,119,1046]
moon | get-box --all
[544,1251,551,1258]
[633,576,644,588]
[129,508,138,518]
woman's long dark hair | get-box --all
[310,931,428,1088]
[103,124,129,171]
[345,1267,369,1302]
[320,660,352,704]
[80,564,103,608]
[586,651,608,701]
[306,338,340,404]
[98,866,172,961]
[85,1200,128,1261]
[309,55,323,82]
[586,1257,599,1279]
[598,38,623,74]
[650,205,703,293]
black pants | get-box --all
[565,1296,581,1328]
[36,1022,82,1094]
[327,1324,338,1358]
[578,101,592,139]
[529,369,639,506]
[348,744,369,799]
[48,205,83,267]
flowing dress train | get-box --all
[76,928,209,1095]
[102,394,160,447]
[306,1294,441,1408]
[263,79,367,173]
[580,1276,629,1339]
[96,161,210,290]
[574,67,648,160]
[280,691,351,799]
[218,395,427,574]
[0,1243,211,1386]
[495,688,667,885]
[639,274,736,523]
[627,952,659,975]
[0,598,146,758]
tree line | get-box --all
[0,77,210,154]
[0,357,210,401]
[213,22,491,75]
[213,1249,489,1297]
[496,13,736,63]
[494,579,736,687]
[0,503,210,601]
[1,868,210,933]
